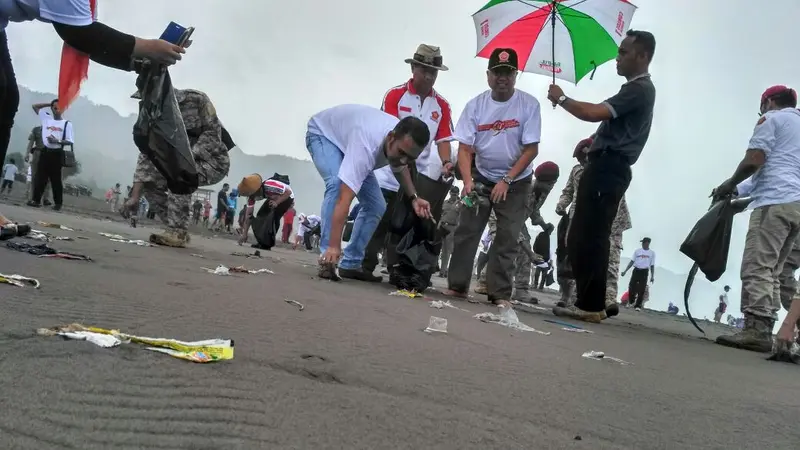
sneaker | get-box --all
[149,228,190,248]
[605,303,620,318]
[552,305,607,324]
[43,200,52,206]
[339,267,382,283]
[317,263,341,281]
[635,307,641,312]
[52,204,61,211]
[26,201,40,208]
[716,315,774,353]
[473,281,488,295]
[511,289,539,304]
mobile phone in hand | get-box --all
[160,22,194,47]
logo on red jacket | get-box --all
[431,111,440,122]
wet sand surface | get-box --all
[1,201,798,449]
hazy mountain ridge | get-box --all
[11,87,324,216]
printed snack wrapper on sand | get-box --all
[37,324,233,363]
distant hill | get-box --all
[11,87,323,215]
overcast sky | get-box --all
[7,0,800,314]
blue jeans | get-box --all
[306,132,386,270]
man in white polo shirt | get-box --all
[442,48,542,307]
[712,85,800,352]
[364,44,456,278]
[306,104,432,281]
[621,237,655,310]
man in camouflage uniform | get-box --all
[474,210,496,294]
[511,161,559,303]
[124,89,230,247]
[555,137,631,317]
[438,186,461,278]
[24,126,51,204]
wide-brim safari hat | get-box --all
[237,173,263,196]
[404,44,449,71]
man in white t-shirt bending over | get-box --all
[621,237,655,310]
[443,48,542,308]
[305,105,432,281]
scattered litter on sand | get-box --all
[581,350,631,365]
[40,252,91,261]
[389,289,422,298]
[109,238,153,247]
[561,327,594,334]
[6,242,92,261]
[424,316,448,333]
[99,232,126,240]
[429,300,470,312]
[0,273,40,288]
[231,251,262,259]
[37,222,74,231]
[544,319,593,333]
[26,229,73,242]
[511,300,550,311]
[37,323,234,363]
[203,265,274,275]
[203,265,230,275]
[474,307,550,335]
[285,299,305,311]
[230,265,274,274]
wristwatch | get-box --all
[557,95,567,105]
[501,175,513,184]
[410,193,419,202]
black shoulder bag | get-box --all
[61,121,77,168]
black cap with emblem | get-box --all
[488,48,519,71]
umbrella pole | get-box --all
[550,2,557,108]
[551,2,556,86]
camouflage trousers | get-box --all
[564,233,623,307]
[513,225,533,290]
[133,147,229,231]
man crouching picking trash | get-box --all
[305,104,432,281]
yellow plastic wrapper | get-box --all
[37,323,233,363]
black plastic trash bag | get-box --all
[391,223,439,293]
[680,198,737,282]
[342,220,354,242]
[679,196,749,334]
[251,199,292,250]
[132,62,199,195]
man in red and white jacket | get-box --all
[363,43,455,277]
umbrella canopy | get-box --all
[473,0,638,84]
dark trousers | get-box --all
[448,178,531,301]
[362,188,398,272]
[33,150,64,206]
[303,225,320,250]
[0,32,19,170]
[628,268,649,308]
[382,175,452,270]
[533,267,548,289]
[567,153,631,312]
[252,199,293,250]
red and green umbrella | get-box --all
[473,0,638,84]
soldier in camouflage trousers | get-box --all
[511,175,557,303]
[555,147,631,317]
[473,210,496,294]
[124,89,230,247]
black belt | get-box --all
[588,149,630,164]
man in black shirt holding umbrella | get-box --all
[546,29,657,323]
